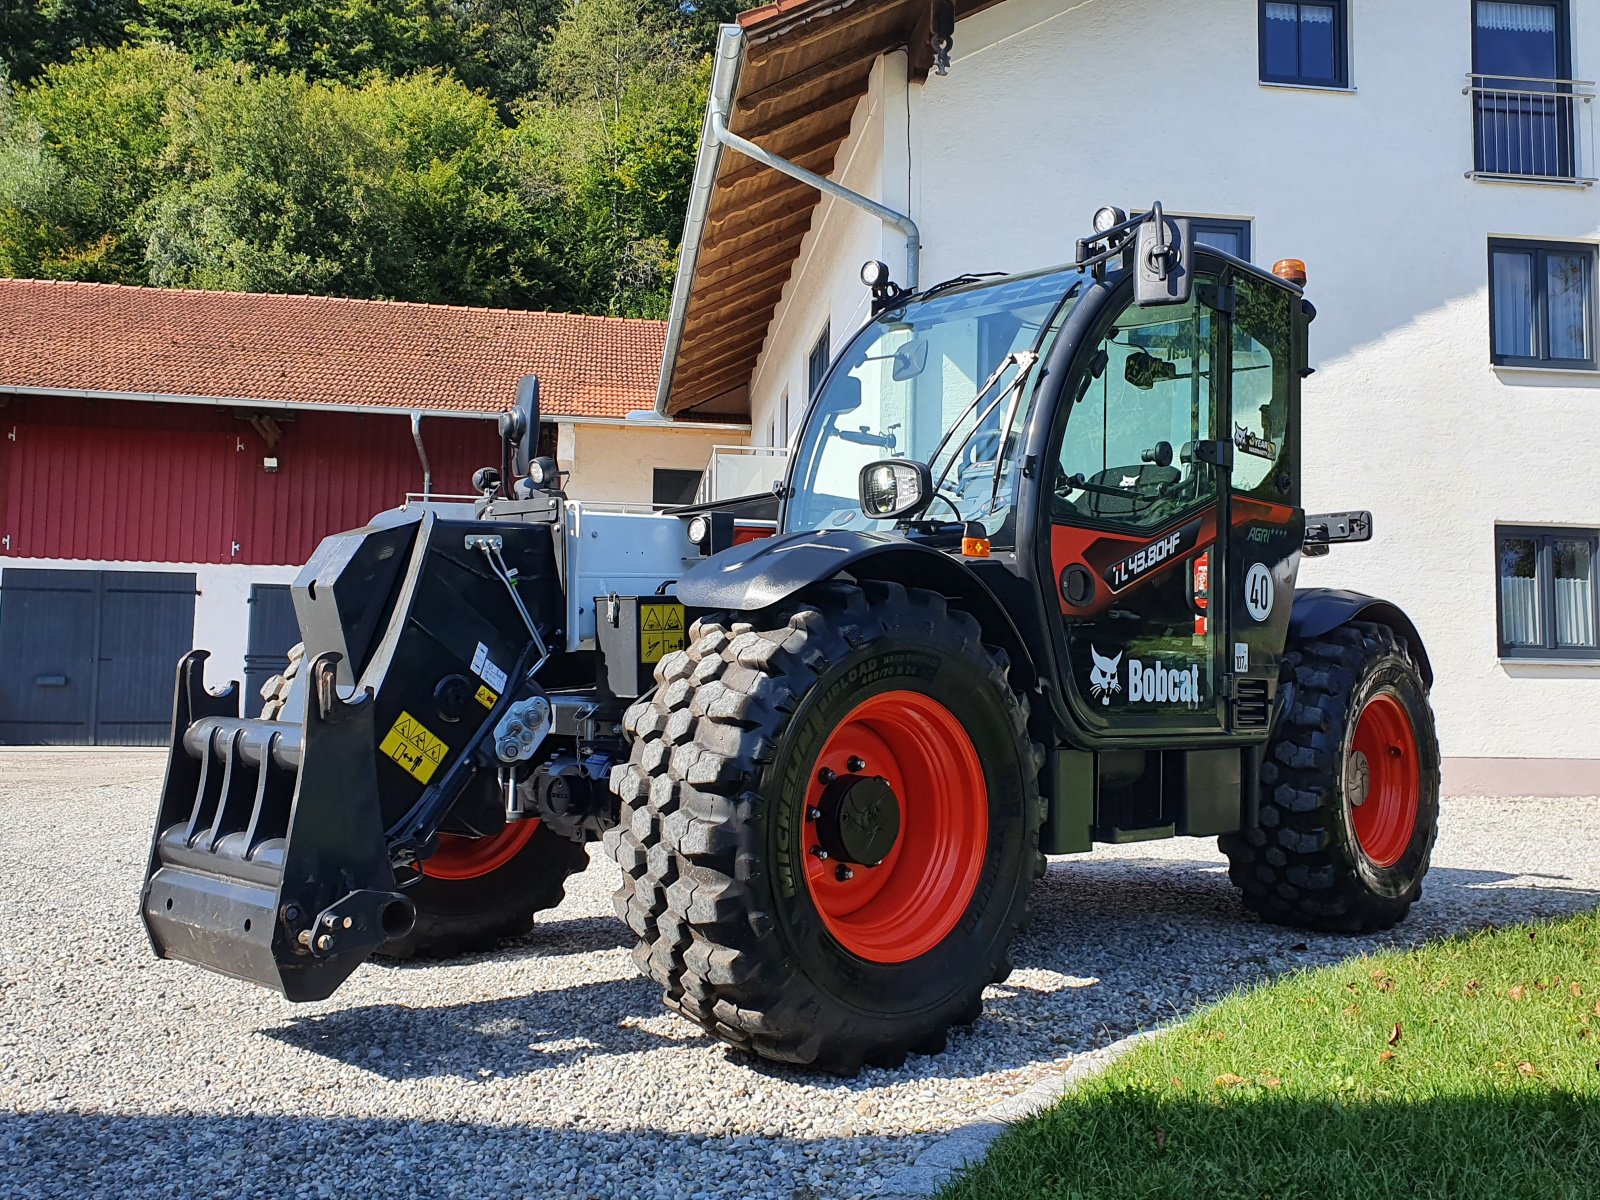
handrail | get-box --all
[1465,72,1596,90]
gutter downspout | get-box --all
[655,23,921,417]
[409,411,432,498]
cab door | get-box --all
[1047,282,1231,737]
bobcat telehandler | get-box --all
[142,207,1439,1073]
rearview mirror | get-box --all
[891,339,929,381]
[1135,209,1194,307]
[859,459,932,521]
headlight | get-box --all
[860,259,891,289]
[858,459,931,520]
[1093,205,1127,234]
[687,514,711,547]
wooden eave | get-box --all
[664,0,1002,417]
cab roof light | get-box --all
[1273,258,1308,287]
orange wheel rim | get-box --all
[1349,692,1420,869]
[422,821,541,881]
[802,690,987,963]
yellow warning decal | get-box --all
[379,710,449,784]
[639,601,686,665]
[474,684,498,709]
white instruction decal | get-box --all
[470,641,509,693]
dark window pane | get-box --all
[652,468,703,507]
[1474,2,1560,79]
[808,325,831,397]
[1298,4,1338,82]
[1499,536,1542,645]
[1263,2,1301,77]
[1553,539,1596,647]
[1491,250,1536,358]
[1196,226,1246,259]
[1546,251,1592,361]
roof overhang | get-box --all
[656,0,1002,420]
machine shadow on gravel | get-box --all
[264,855,1599,1086]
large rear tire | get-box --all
[605,580,1044,1074]
[261,643,590,959]
[1221,621,1440,933]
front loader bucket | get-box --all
[141,650,416,1001]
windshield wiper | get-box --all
[915,272,1006,302]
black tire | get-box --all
[1221,620,1440,933]
[266,645,590,958]
[605,580,1044,1075]
[380,825,591,959]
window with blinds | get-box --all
[1497,526,1599,660]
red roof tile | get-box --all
[0,279,666,419]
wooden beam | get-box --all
[744,0,901,54]
[686,284,787,330]
[737,41,884,115]
[692,258,796,307]
[733,87,860,143]
[680,313,779,361]
[699,218,811,270]
[705,177,819,234]
[681,326,777,373]
[673,358,764,406]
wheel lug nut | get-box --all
[847,756,866,773]
[810,845,829,860]
[817,768,836,785]
[835,865,854,882]
[806,807,822,821]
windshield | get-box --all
[785,267,1086,536]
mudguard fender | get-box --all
[675,529,1037,688]
[1289,587,1433,686]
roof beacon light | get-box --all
[1273,258,1309,287]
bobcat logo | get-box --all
[1089,646,1123,705]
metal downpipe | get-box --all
[409,411,431,498]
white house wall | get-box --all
[748,53,913,451]
[748,0,1600,773]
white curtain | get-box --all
[1501,575,1542,645]
[1492,251,1536,358]
[1554,541,1597,648]
[1266,3,1332,25]
[1477,2,1557,35]
[1546,253,1592,362]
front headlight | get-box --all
[858,459,931,520]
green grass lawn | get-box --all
[942,910,1600,1200]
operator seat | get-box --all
[1078,463,1181,520]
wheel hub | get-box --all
[815,774,901,867]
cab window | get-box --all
[1231,276,1296,500]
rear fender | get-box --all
[675,530,1037,690]
[1289,587,1433,686]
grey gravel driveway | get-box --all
[1,750,1596,1200]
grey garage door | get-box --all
[243,584,301,718]
[0,569,197,746]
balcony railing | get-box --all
[696,444,790,504]
[1466,73,1596,186]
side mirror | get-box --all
[1135,208,1193,307]
[859,459,932,521]
[891,339,929,381]
[498,375,542,480]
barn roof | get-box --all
[659,0,1001,418]
[0,279,668,421]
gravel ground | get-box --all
[1,750,1596,1200]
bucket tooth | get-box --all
[141,650,414,1001]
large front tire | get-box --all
[605,580,1043,1074]
[1221,620,1440,933]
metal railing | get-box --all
[1465,73,1596,185]
[696,444,790,504]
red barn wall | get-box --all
[0,395,497,566]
